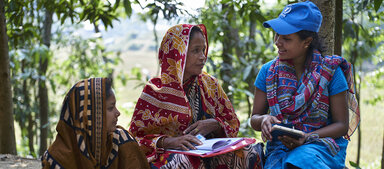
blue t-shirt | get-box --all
[254,60,348,96]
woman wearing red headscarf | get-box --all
[129,24,262,168]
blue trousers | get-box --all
[264,137,348,169]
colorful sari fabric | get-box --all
[128,24,243,168]
[41,78,149,169]
[266,50,359,138]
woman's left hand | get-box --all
[183,119,221,136]
[279,133,309,149]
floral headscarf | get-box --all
[129,24,239,166]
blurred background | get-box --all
[0,0,383,168]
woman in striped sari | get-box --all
[41,78,149,169]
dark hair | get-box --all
[105,78,113,99]
[189,26,203,43]
[296,30,325,65]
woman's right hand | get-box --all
[163,134,203,151]
[260,115,281,141]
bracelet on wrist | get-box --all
[160,137,166,148]
[305,133,319,143]
[156,136,167,153]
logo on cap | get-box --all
[281,5,292,18]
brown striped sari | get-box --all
[41,78,149,169]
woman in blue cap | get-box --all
[250,1,360,168]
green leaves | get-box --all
[78,0,120,30]
[349,161,362,169]
[243,65,253,81]
[138,0,187,23]
[123,0,132,17]
[374,0,383,12]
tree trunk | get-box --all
[27,111,35,156]
[355,64,362,166]
[22,60,35,156]
[334,0,342,56]
[39,9,53,156]
[311,0,335,55]
[0,0,17,155]
[220,3,234,97]
[350,13,361,165]
[246,14,257,118]
[381,131,383,169]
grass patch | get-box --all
[345,87,384,169]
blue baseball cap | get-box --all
[263,1,322,35]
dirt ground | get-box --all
[0,154,40,169]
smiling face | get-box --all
[183,31,207,82]
[274,33,312,63]
[106,89,120,133]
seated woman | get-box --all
[129,24,261,168]
[41,78,150,169]
[250,1,360,169]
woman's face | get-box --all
[106,89,120,133]
[184,32,207,82]
[274,33,311,62]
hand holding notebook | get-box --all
[271,124,305,140]
[166,134,255,158]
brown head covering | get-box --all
[41,78,149,169]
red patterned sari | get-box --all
[129,24,260,168]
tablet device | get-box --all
[271,125,305,140]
